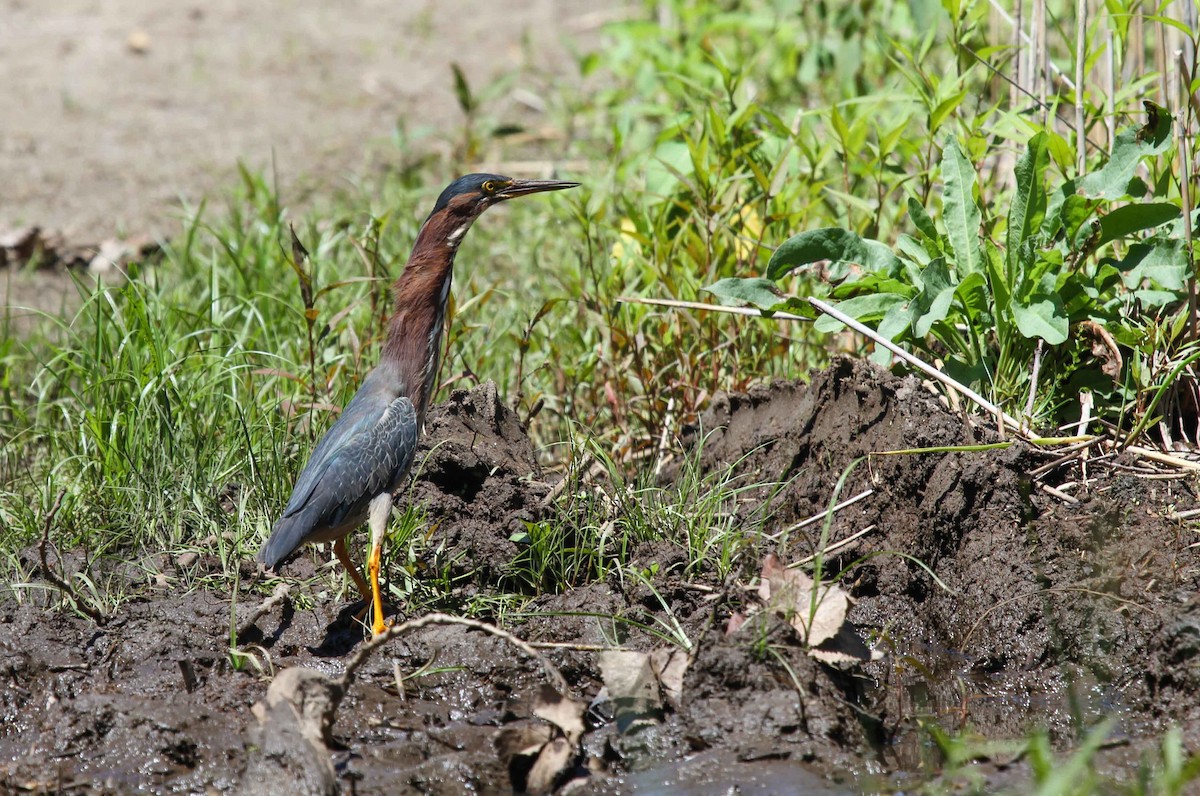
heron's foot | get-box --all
[368,541,389,637]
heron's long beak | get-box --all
[496,178,580,200]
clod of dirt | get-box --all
[411,381,548,578]
[243,668,344,796]
[686,356,1200,785]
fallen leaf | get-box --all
[526,736,575,795]
[725,611,747,636]
[598,650,662,732]
[494,722,554,764]
[1081,319,1122,382]
[758,553,849,647]
[532,684,586,743]
[648,647,689,708]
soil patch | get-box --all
[3,366,1199,792]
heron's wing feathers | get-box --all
[284,394,420,522]
[257,395,419,566]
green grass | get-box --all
[3,0,1200,790]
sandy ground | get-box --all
[2,0,595,241]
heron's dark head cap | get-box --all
[429,173,579,219]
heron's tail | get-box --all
[255,514,311,569]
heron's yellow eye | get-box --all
[481,180,497,194]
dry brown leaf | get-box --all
[532,684,586,743]
[1081,319,1122,381]
[526,736,575,795]
[648,647,689,708]
[598,650,662,731]
[494,722,554,764]
[758,553,849,647]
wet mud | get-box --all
[3,362,1198,793]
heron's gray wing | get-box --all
[257,395,419,567]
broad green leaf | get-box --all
[1042,181,1073,239]
[1095,202,1181,247]
[896,233,933,266]
[877,301,911,341]
[943,357,990,394]
[1079,104,1173,199]
[1058,194,1098,244]
[955,271,990,324]
[984,241,1011,340]
[1131,288,1183,308]
[907,197,939,242]
[704,277,784,310]
[813,293,908,332]
[930,89,968,134]
[767,227,899,280]
[1117,238,1189,291]
[1021,249,1065,296]
[1011,293,1068,344]
[1007,133,1049,266]
[940,135,984,275]
[830,273,914,300]
[909,258,957,337]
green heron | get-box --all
[256,173,578,635]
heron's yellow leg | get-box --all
[367,494,393,636]
[333,537,372,603]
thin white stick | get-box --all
[769,488,875,541]
[986,0,1076,90]
[1075,0,1087,171]
[794,525,879,566]
[1128,445,1200,472]
[617,295,810,322]
[808,297,1023,431]
[1041,483,1080,504]
[340,613,570,696]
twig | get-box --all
[808,297,1023,431]
[1029,435,1104,477]
[1175,50,1198,340]
[540,457,607,508]
[37,490,105,624]
[794,525,879,566]
[1024,338,1044,422]
[1076,390,1094,482]
[1168,507,1200,521]
[237,582,292,637]
[1074,0,1087,172]
[1029,434,1104,458]
[528,641,630,652]
[616,295,810,322]
[1127,445,1200,472]
[654,396,676,478]
[766,488,875,541]
[1040,483,1080,504]
[339,613,570,697]
[1132,472,1194,481]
